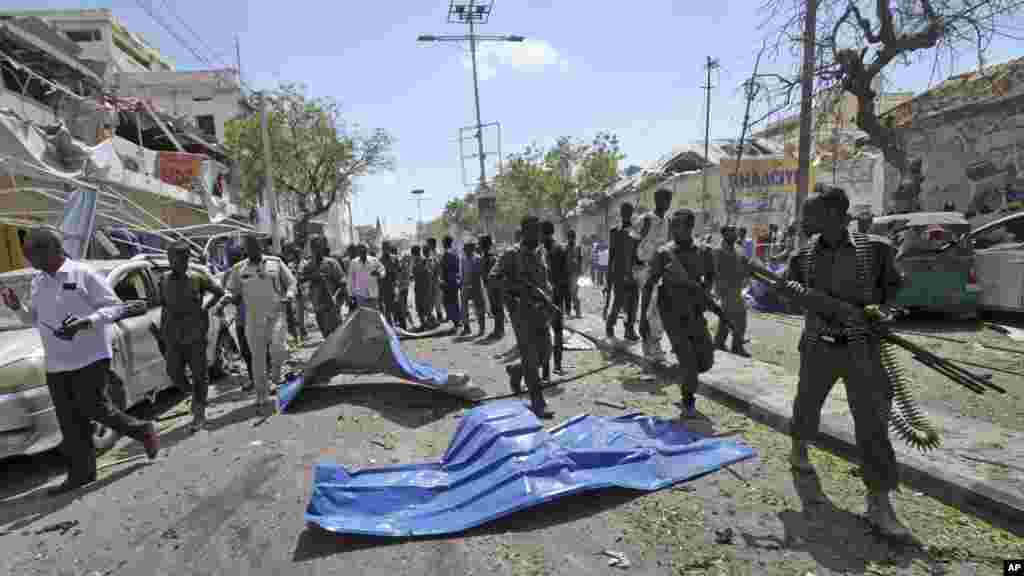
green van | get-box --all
[869,212,979,318]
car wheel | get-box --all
[209,328,238,380]
[92,372,126,453]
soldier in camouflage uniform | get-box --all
[712,226,750,357]
[640,209,716,419]
[161,240,225,431]
[394,246,412,330]
[301,235,344,338]
[490,217,554,418]
[785,186,910,540]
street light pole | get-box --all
[468,17,487,201]
[411,189,425,244]
[418,1,524,237]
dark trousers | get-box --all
[165,339,208,408]
[395,289,410,329]
[380,282,396,324]
[443,287,462,324]
[507,298,522,351]
[488,286,505,335]
[463,290,486,332]
[314,304,340,338]
[792,337,898,492]
[414,284,434,327]
[553,284,571,318]
[47,359,150,481]
[516,305,551,409]
[549,288,568,371]
[607,280,638,331]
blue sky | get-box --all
[23,1,1022,237]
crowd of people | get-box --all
[2,181,915,540]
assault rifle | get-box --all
[744,260,1004,395]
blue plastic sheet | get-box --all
[744,260,797,313]
[277,308,481,412]
[305,399,757,537]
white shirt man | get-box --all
[633,191,674,363]
[347,254,386,304]
[2,229,159,494]
[16,259,124,373]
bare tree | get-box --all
[760,0,1024,173]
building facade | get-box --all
[114,69,243,144]
[0,8,175,77]
[891,56,1024,213]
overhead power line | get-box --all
[133,0,216,68]
[159,0,230,66]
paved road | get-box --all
[1,320,1020,575]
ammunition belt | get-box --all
[800,232,873,342]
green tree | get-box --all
[762,0,1024,173]
[224,83,395,244]
[494,131,625,224]
[442,195,480,233]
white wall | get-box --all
[116,72,242,143]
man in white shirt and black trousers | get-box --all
[2,227,160,495]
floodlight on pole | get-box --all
[411,189,425,243]
[418,0,523,236]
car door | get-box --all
[109,264,169,399]
[968,213,1024,311]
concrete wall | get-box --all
[903,96,1024,212]
[117,71,242,143]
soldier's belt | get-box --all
[814,333,849,346]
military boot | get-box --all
[731,344,751,358]
[529,387,554,420]
[789,439,814,473]
[189,402,207,433]
[866,491,911,541]
[506,363,523,395]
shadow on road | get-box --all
[283,383,465,428]
[290,487,644,562]
[0,462,149,533]
[774,470,940,574]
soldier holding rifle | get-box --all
[782,185,911,540]
[490,216,555,419]
[639,209,716,420]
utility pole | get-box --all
[235,36,242,90]
[259,95,280,253]
[418,1,524,236]
[411,189,425,244]
[796,0,818,246]
[701,56,719,231]
[468,17,486,202]
[730,51,764,225]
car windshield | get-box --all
[0,265,118,331]
[894,223,971,258]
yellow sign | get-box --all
[719,157,814,215]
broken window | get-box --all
[65,29,102,43]
[195,115,216,139]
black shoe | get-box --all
[624,329,640,342]
[605,326,615,340]
[531,403,554,419]
[47,475,95,496]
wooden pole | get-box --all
[795,0,818,247]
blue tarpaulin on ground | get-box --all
[277,308,482,412]
[305,399,757,537]
[744,260,797,313]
